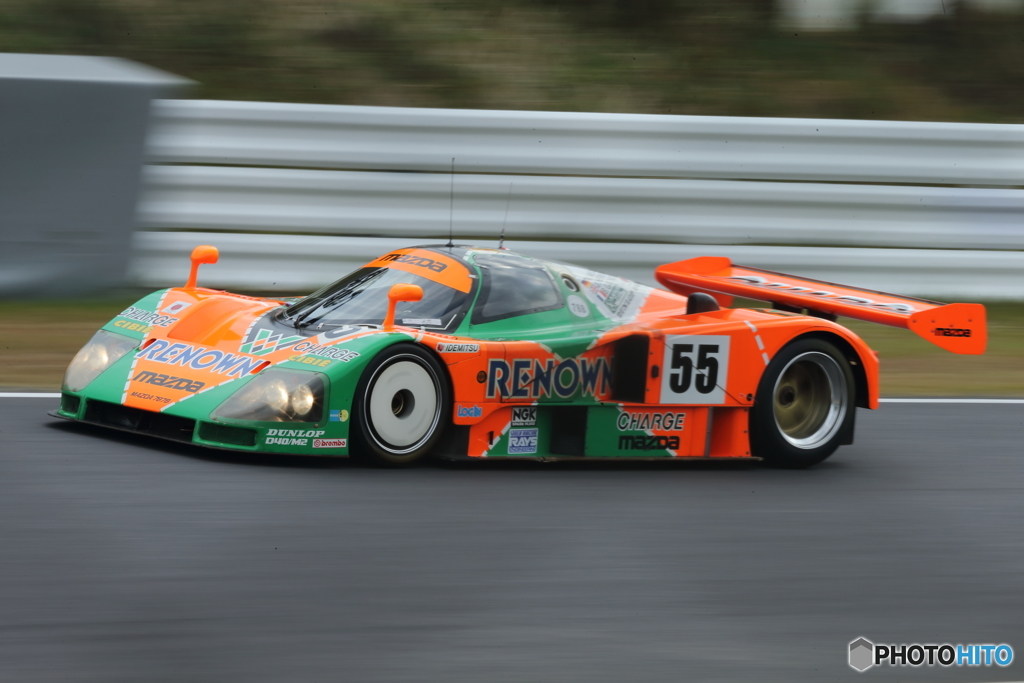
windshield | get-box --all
[282,267,470,330]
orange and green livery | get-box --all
[53,244,987,467]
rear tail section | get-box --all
[655,257,986,355]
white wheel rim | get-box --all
[366,356,440,453]
[772,351,848,450]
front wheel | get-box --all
[750,338,855,468]
[352,344,450,466]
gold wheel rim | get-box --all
[772,351,847,449]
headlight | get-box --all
[212,369,325,423]
[63,329,138,392]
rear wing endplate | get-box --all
[655,257,986,355]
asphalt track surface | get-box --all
[2,397,1023,683]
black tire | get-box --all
[750,337,855,469]
[351,343,450,467]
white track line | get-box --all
[1,392,1022,404]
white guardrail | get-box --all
[136,99,1024,298]
[148,100,1024,185]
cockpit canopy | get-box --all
[279,245,678,332]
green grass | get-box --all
[3,297,1021,395]
[0,296,142,391]
[840,302,1024,397]
[1,0,1023,122]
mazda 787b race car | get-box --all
[53,245,986,468]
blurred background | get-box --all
[0,0,1021,393]
[3,0,1024,119]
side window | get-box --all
[471,254,563,324]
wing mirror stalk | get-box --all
[383,284,424,330]
[184,245,220,289]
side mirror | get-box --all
[184,245,219,289]
[383,284,424,330]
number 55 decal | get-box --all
[661,335,730,404]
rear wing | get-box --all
[655,257,986,355]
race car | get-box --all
[53,244,986,467]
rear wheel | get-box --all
[352,344,450,466]
[751,338,855,468]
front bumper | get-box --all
[52,394,346,456]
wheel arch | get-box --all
[348,337,457,410]
[323,334,408,408]
[412,339,456,400]
[321,334,456,439]
[750,332,862,467]
[785,330,876,410]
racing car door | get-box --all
[467,252,610,404]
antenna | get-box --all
[499,182,513,250]
[446,157,455,248]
